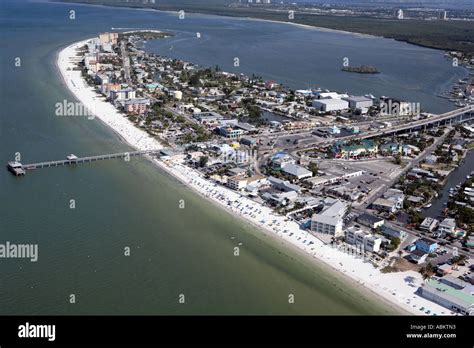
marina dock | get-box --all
[6,150,161,176]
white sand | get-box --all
[57,39,454,316]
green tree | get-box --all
[199,156,209,168]
[308,162,318,176]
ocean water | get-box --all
[1,0,461,314]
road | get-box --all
[361,127,452,209]
[120,41,131,86]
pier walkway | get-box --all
[7,150,161,175]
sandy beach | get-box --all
[57,38,454,316]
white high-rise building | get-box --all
[397,9,404,20]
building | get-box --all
[345,226,381,252]
[240,137,257,146]
[262,191,298,206]
[227,174,265,191]
[372,198,398,213]
[439,218,456,235]
[419,277,474,316]
[397,9,404,20]
[124,98,150,115]
[311,200,347,237]
[172,90,183,100]
[357,213,385,229]
[281,163,313,180]
[218,127,244,139]
[194,111,224,124]
[409,250,427,264]
[420,217,439,232]
[312,99,349,112]
[381,225,406,240]
[437,264,453,276]
[383,188,405,210]
[268,176,302,193]
[99,32,118,45]
[415,238,438,254]
[342,96,373,110]
[333,140,378,159]
[270,153,296,170]
[111,88,136,101]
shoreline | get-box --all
[57,38,454,316]
[53,0,473,56]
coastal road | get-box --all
[121,41,132,85]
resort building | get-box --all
[311,200,347,237]
[124,98,150,115]
[345,226,382,253]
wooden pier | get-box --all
[7,150,161,176]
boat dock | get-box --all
[6,150,161,176]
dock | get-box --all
[6,150,161,176]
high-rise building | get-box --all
[397,9,404,20]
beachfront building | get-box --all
[310,199,347,238]
[227,174,266,191]
[262,191,298,206]
[124,98,150,115]
[419,277,474,316]
[345,226,382,253]
[111,88,136,101]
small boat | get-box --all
[424,204,432,208]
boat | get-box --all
[424,204,432,208]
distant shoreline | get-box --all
[54,0,474,56]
